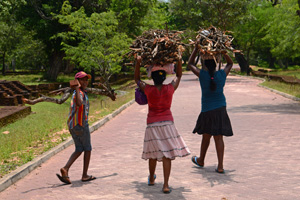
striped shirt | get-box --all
[67,89,89,129]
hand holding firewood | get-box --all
[70,79,80,89]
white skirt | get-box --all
[142,121,190,161]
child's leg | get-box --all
[82,151,91,179]
[162,157,171,192]
[63,151,82,171]
[148,159,157,184]
[213,135,224,171]
[198,133,212,165]
[59,151,82,183]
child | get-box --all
[134,56,190,194]
[187,42,234,174]
[56,71,95,184]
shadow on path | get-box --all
[191,166,238,187]
[132,181,191,200]
[229,103,300,115]
[21,173,118,194]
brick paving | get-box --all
[1,72,300,200]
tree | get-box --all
[168,0,203,30]
[56,2,131,89]
[141,1,168,31]
[110,0,158,37]
[198,0,249,31]
[264,0,300,68]
[233,1,275,68]
[0,0,26,75]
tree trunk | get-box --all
[91,68,95,88]
[278,59,285,68]
[234,52,249,75]
[2,52,5,76]
[285,60,289,69]
[269,56,275,68]
[46,50,65,81]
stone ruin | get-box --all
[0,80,68,106]
[0,80,38,106]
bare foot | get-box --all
[60,168,71,183]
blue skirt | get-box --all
[193,106,233,136]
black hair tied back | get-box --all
[204,59,217,91]
[151,70,166,85]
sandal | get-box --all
[162,187,172,194]
[191,156,204,168]
[56,174,71,184]
[82,175,96,182]
[148,174,156,186]
[215,169,225,174]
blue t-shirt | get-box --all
[199,69,226,112]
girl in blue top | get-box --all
[187,41,234,174]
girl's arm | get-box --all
[223,53,233,76]
[134,56,146,92]
[187,43,201,77]
[171,58,182,90]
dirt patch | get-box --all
[0,106,31,128]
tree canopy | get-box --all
[0,0,299,78]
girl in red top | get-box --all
[135,56,190,194]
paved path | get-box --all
[1,72,300,200]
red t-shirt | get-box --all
[144,83,174,124]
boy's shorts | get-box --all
[69,124,92,152]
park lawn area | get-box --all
[248,65,300,98]
[260,80,300,98]
[0,73,74,85]
[267,68,300,79]
[0,81,135,178]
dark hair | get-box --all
[204,59,217,91]
[151,70,166,85]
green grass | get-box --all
[0,73,74,85]
[246,65,300,98]
[260,80,300,98]
[0,82,135,177]
[268,69,300,79]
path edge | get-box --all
[232,74,300,102]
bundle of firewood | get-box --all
[194,26,235,59]
[128,29,185,66]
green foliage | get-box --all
[55,4,131,80]
[110,0,157,37]
[141,1,168,31]
[264,0,300,59]
[0,0,47,71]
[233,1,275,64]
[168,0,203,30]
[199,0,249,30]
[168,0,248,31]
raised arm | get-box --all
[171,58,182,90]
[134,56,146,92]
[187,43,201,77]
[223,53,233,76]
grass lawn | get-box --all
[0,80,135,178]
[0,73,74,85]
[268,69,300,79]
[261,80,300,98]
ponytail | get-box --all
[204,59,217,91]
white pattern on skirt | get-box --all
[142,121,190,161]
